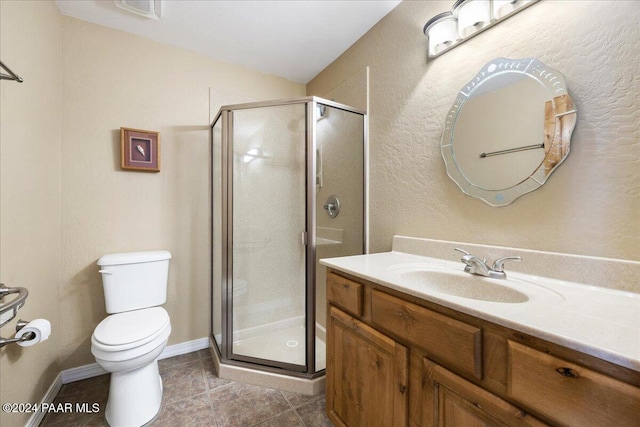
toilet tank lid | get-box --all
[97,250,172,266]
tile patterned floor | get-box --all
[41,349,333,427]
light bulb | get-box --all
[454,0,491,38]
[493,0,530,20]
[424,12,458,57]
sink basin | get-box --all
[387,263,564,304]
[400,270,529,303]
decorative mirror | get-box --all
[441,58,577,206]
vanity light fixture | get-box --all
[424,12,458,57]
[423,0,539,59]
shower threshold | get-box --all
[233,324,326,370]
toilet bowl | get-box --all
[91,307,171,427]
[92,250,172,427]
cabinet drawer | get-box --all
[371,290,482,379]
[327,272,363,317]
[422,358,548,427]
[508,340,640,427]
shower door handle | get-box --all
[301,231,308,246]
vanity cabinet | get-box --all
[325,270,640,427]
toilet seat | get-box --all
[92,307,170,354]
[92,331,171,366]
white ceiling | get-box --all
[55,0,401,83]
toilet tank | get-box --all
[97,250,171,314]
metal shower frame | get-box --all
[209,96,368,378]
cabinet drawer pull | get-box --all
[555,367,579,378]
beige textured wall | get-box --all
[60,17,305,369]
[0,1,62,426]
[308,0,640,261]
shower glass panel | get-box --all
[314,105,365,372]
[212,117,223,349]
[230,104,307,369]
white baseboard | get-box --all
[157,337,209,361]
[27,373,62,427]
[28,337,210,426]
[61,363,108,384]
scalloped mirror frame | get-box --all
[441,58,577,206]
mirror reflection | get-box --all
[441,58,577,206]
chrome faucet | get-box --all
[454,248,521,279]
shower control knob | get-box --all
[323,195,340,218]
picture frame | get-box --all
[120,127,160,172]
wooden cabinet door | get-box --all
[327,306,409,427]
[421,358,547,427]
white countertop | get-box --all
[320,251,640,372]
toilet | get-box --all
[91,251,172,427]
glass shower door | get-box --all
[229,103,307,370]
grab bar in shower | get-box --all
[0,284,29,328]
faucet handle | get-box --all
[492,256,521,272]
[455,248,488,270]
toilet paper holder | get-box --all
[0,319,36,348]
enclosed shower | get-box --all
[210,97,366,389]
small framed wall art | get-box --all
[120,127,160,172]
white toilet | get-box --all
[91,251,172,427]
